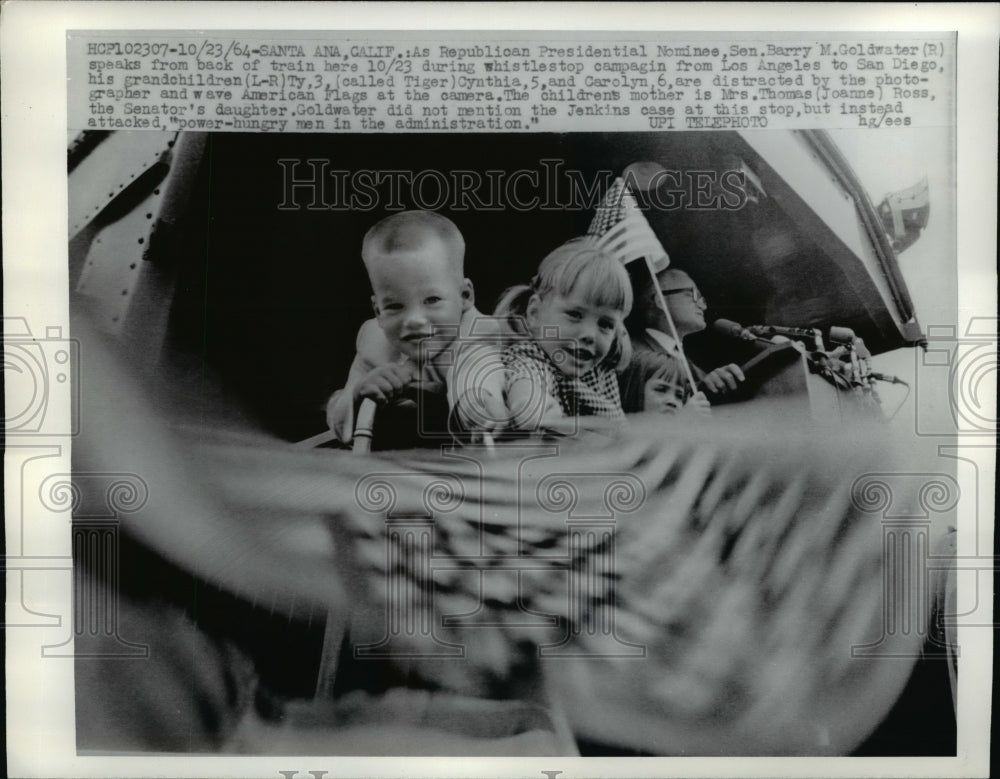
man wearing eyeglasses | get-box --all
[629,266,746,398]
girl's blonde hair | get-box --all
[494,237,634,370]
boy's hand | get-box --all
[678,391,712,418]
[454,388,509,433]
[354,362,418,405]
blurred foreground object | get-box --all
[74,308,948,755]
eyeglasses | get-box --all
[660,287,706,307]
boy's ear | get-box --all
[460,278,474,312]
[525,293,540,327]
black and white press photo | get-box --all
[4,6,996,778]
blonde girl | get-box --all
[494,238,633,433]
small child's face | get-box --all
[367,239,472,362]
[643,370,684,413]
[527,289,622,377]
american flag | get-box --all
[587,176,670,271]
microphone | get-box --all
[827,326,856,344]
[714,319,784,351]
[870,371,909,386]
[713,318,756,340]
[827,327,872,359]
[746,324,817,339]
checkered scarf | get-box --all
[503,339,625,421]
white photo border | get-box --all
[3,3,996,778]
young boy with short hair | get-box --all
[326,211,506,447]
